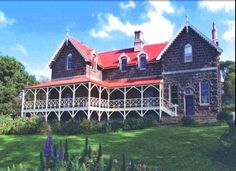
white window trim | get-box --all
[66,53,73,70]
[118,53,130,72]
[137,51,148,70]
[184,44,192,63]
[199,82,210,106]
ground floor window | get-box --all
[169,84,178,104]
[200,82,210,105]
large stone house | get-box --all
[21,20,222,121]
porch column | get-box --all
[124,87,126,108]
[108,89,110,109]
[21,90,25,117]
[72,84,75,108]
[141,86,144,107]
[159,84,162,119]
[99,86,101,108]
[59,86,62,108]
[46,88,49,109]
[88,82,91,120]
[33,89,37,111]
[141,86,144,116]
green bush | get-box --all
[181,116,195,126]
[222,104,235,111]
[0,116,44,134]
[217,111,233,121]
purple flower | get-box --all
[59,148,64,161]
[53,144,58,159]
[113,159,118,165]
[43,134,53,158]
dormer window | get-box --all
[138,54,147,70]
[120,56,127,72]
[66,53,73,70]
[184,44,192,62]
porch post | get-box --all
[59,86,62,108]
[46,88,49,109]
[21,90,25,117]
[72,84,75,108]
[141,85,144,116]
[88,82,91,120]
[124,87,126,108]
[33,89,37,111]
[159,84,162,119]
[108,89,110,109]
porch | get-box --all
[22,82,177,121]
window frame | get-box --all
[138,53,147,70]
[169,84,178,105]
[120,56,128,72]
[184,44,192,63]
[199,81,210,106]
[66,53,73,70]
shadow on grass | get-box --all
[0,125,230,171]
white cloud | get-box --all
[29,65,51,81]
[89,1,175,44]
[120,0,136,10]
[198,1,235,13]
[11,44,28,56]
[0,10,16,26]
[223,20,235,41]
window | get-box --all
[184,44,192,62]
[170,85,178,104]
[120,57,127,71]
[139,54,147,69]
[67,53,73,70]
[200,82,210,105]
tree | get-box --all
[220,60,235,105]
[0,55,37,116]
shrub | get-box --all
[0,115,44,134]
[181,116,195,126]
[217,111,233,121]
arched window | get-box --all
[120,56,127,72]
[139,54,147,69]
[184,44,192,62]
[66,53,73,70]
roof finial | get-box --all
[185,14,189,32]
[66,26,70,39]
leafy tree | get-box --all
[220,60,235,105]
[0,55,37,116]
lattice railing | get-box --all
[143,97,160,107]
[24,101,34,110]
[48,99,59,108]
[35,100,46,109]
[90,97,100,107]
[74,97,88,107]
[61,98,73,108]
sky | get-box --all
[0,0,235,80]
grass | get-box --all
[0,125,232,171]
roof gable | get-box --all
[156,21,223,60]
[49,37,95,68]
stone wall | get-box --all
[103,62,162,80]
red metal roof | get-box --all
[28,76,162,89]
[98,43,167,69]
[29,76,90,88]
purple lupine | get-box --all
[43,134,54,158]
[53,144,58,160]
[59,147,64,161]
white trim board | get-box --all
[162,67,217,75]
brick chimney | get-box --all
[134,30,144,51]
[212,21,219,46]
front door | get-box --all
[185,95,194,116]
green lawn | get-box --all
[0,125,231,171]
